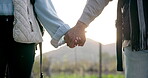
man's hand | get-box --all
[64,21,87,48]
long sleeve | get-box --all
[34,0,70,48]
[79,0,111,26]
[0,0,13,15]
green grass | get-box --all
[102,74,124,78]
[44,73,125,78]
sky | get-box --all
[36,0,118,55]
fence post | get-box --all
[99,42,102,78]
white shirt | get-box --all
[79,0,111,26]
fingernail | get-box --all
[75,40,77,43]
[78,37,81,40]
[76,37,79,40]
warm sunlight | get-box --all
[85,0,117,45]
[36,0,118,55]
[52,0,117,45]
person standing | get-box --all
[0,0,70,78]
[64,0,148,78]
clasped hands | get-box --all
[64,21,87,48]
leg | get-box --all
[0,16,14,78]
[124,46,148,78]
[8,42,36,78]
[0,48,7,78]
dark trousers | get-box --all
[0,16,36,78]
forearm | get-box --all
[35,0,70,38]
[79,0,111,26]
[34,0,70,47]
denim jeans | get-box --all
[124,46,148,78]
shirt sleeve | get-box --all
[79,0,111,26]
[34,0,70,48]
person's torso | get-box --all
[121,0,148,50]
[0,0,43,43]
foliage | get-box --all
[32,52,125,78]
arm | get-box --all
[79,0,111,26]
[65,0,111,48]
[34,0,70,48]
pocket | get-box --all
[29,21,34,32]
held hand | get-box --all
[64,21,87,48]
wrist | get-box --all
[75,21,87,30]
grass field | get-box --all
[43,73,125,78]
